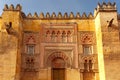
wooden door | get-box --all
[52,68,65,80]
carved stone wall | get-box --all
[0,2,120,80]
[21,32,40,79]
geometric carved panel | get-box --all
[23,32,39,45]
[80,32,95,44]
[25,34,36,44]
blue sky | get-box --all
[0,0,120,16]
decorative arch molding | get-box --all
[46,51,71,68]
[79,54,98,70]
[80,55,96,63]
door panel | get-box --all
[52,68,65,80]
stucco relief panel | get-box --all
[23,32,40,53]
[41,23,77,43]
[79,31,95,44]
[22,32,40,71]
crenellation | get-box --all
[64,12,68,18]
[3,4,9,10]
[102,2,107,8]
[82,12,87,19]
[51,12,56,18]
[3,4,22,11]
[76,12,81,19]
[19,11,95,19]
[24,12,95,19]
[100,2,116,9]
[2,3,119,20]
[33,12,38,18]
[97,2,101,9]
[107,2,112,8]
[88,12,94,19]
[27,13,32,18]
[113,2,116,8]
[46,12,50,18]
[94,2,117,17]
[9,4,14,10]
[39,12,44,18]
[16,4,22,10]
[69,12,74,18]
[57,12,62,18]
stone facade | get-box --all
[0,2,120,80]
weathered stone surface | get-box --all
[0,2,120,80]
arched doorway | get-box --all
[47,52,70,80]
[52,57,65,80]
